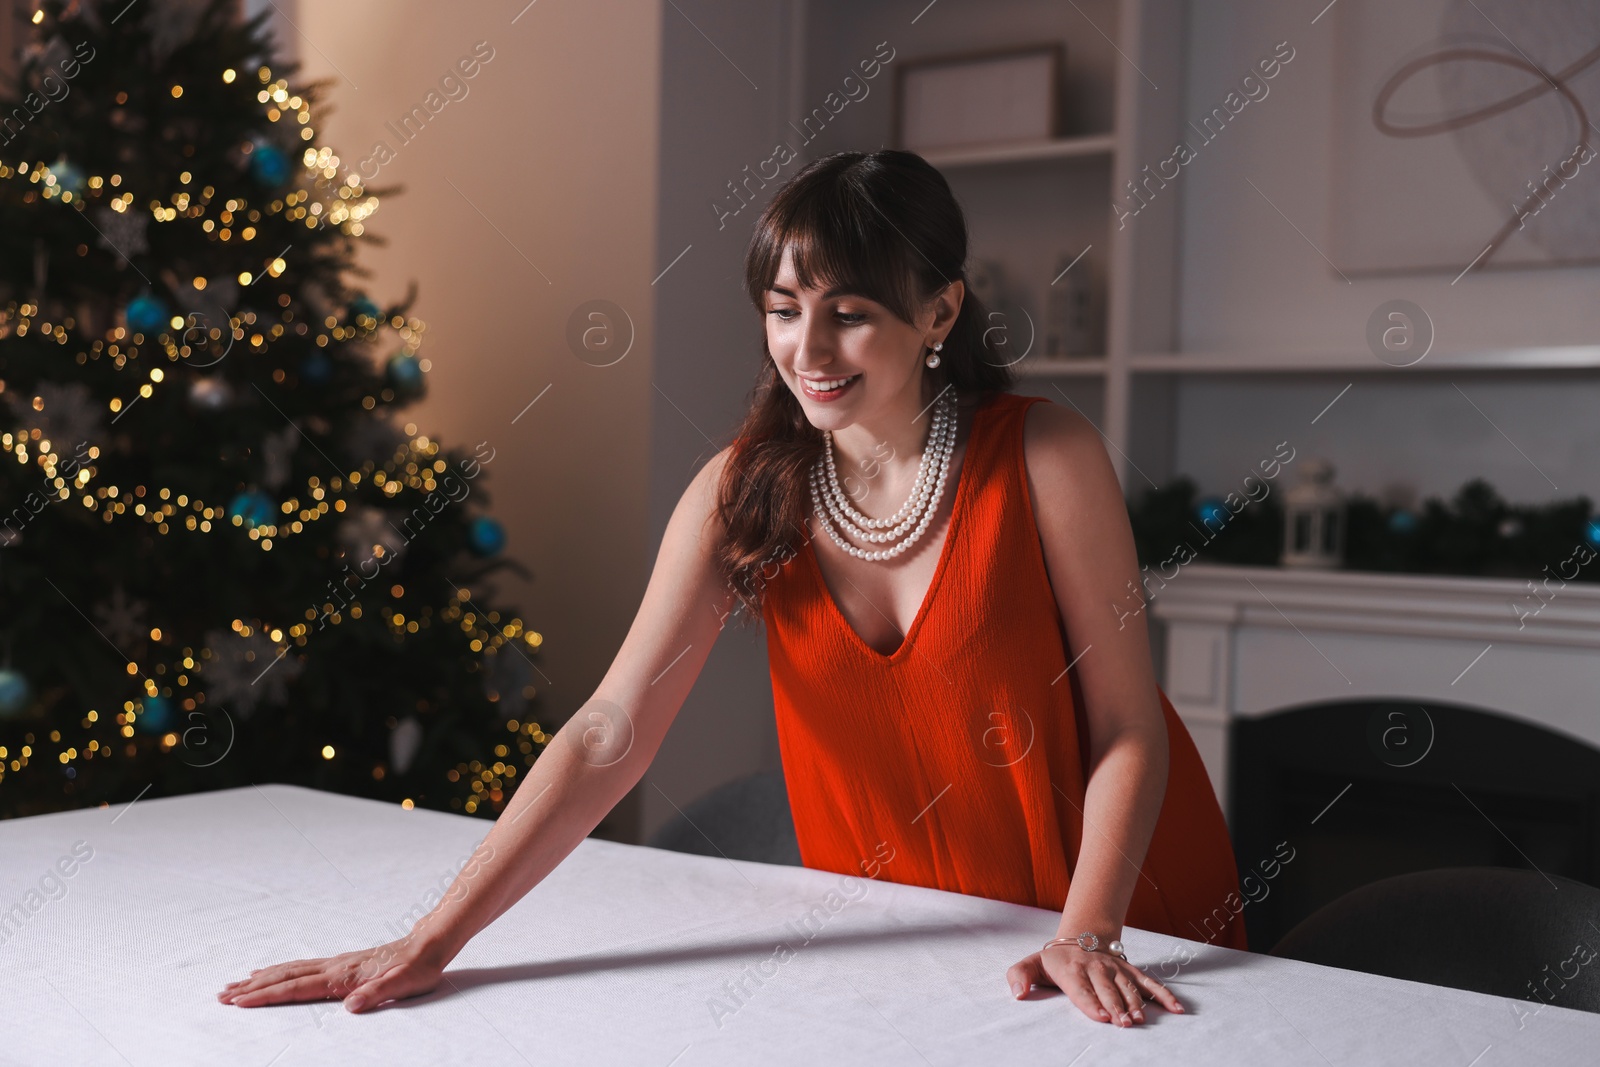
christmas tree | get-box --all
[0,0,547,820]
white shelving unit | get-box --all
[794,0,1190,489]
[917,132,1115,170]
[795,0,1598,494]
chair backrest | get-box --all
[644,769,801,867]
[1269,866,1600,1014]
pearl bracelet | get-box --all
[1043,932,1128,961]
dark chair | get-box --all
[1270,866,1600,1014]
[644,769,802,867]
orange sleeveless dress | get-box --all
[760,390,1250,951]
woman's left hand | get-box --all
[1005,943,1184,1026]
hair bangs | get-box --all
[746,174,921,326]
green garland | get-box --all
[1128,477,1600,582]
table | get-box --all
[2,784,1593,1065]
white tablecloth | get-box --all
[1,783,1594,1065]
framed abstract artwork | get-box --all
[1326,0,1600,275]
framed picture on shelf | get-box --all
[892,43,1063,154]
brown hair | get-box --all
[713,149,1017,625]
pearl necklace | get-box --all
[809,390,958,561]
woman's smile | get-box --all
[798,373,861,402]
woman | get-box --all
[218,150,1248,1027]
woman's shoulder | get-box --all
[1010,393,1102,474]
[966,390,1073,436]
[994,390,1077,429]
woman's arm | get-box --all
[218,447,739,1012]
[1003,401,1184,1027]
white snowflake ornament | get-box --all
[199,627,303,719]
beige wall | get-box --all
[295,0,662,837]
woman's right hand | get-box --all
[216,930,452,1013]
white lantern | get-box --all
[1282,458,1344,569]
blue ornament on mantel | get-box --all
[348,295,382,323]
[249,135,291,187]
[135,695,176,735]
[228,489,277,529]
[125,293,170,336]
[1196,497,1229,528]
[0,668,32,718]
[387,352,424,394]
[468,515,506,557]
[300,350,332,385]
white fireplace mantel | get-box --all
[1148,563,1600,822]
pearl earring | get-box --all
[925,341,943,368]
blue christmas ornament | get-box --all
[249,136,291,187]
[1587,519,1600,548]
[468,516,506,557]
[348,295,381,322]
[0,669,31,718]
[125,293,170,336]
[136,696,177,734]
[1196,497,1229,528]
[387,352,424,394]
[300,351,332,385]
[228,489,277,529]
[49,157,87,197]
[1388,509,1417,533]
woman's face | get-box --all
[762,247,929,428]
